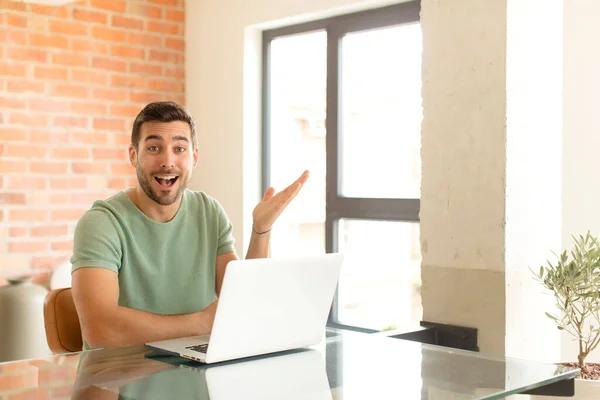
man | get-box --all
[71,101,308,350]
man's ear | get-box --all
[129,145,137,167]
[192,147,199,168]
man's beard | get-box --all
[137,166,188,206]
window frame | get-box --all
[261,1,421,333]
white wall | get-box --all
[185,0,403,255]
[561,0,600,364]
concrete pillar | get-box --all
[420,0,562,361]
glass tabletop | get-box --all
[0,329,579,400]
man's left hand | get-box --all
[252,170,310,233]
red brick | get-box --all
[51,148,91,160]
[0,97,26,109]
[32,256,68,269]
[128,32,162,47]
[31,225,68,237]
[165,67,185,79]
[92,87,128,102]
[4,144,47,158]
[0,193,26,205]
[93,148,127,160]
[90,0,126,13]
[147,0,178,6]
[9,242,48,253]
[92,26,127,42]
[165,37,185,52]
[149,49,183,64]
[71,70,109,86]
[111,105,141,118]
[114,133,133,145]
[130,63,162,76]
[110,45,145,60]
[111,75,145,89]
[29,99,70,113]
[30,130,69,144]
[72,8,108,24]
[130,91,163,104]
[71,39,109,54]
[71,132,108,146]
[10,227,28,237]
[9,113,48,127]
[72,162,108,174]
[0,63,27,77]
[6,80,46,94]
[111,163,135,175]
[52,84,89,99]
[8,209,48,222]
[147,21,180,35]
[1,29,27,45]
[108,178,127,190]
[30,4,70,18]
[148,79,181,92]
[51,386,73,398]
[0,160,27,173]
[30,33,69,49]
[34,66,68,80]
[51,241,73,251]
[92,57,127,72]
[165,10,185,22]
[5,177,47,190]
[135,5,162,19]
[71,192,106,204]
[93,118,126,131]
[52,52,88,67]
[50,20,88,36]
[70,101,107,116]
[112,15,144,30]
[51,177,87,190]
[7,47,47,63]
[53,116,89,128]
[30,161,69,174]
[6,13,27,28]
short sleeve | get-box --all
[215,201,236,256]
[71,209,122,274]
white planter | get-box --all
[513,378,600,400]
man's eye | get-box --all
[148,146,159,152]
[175,147,186,153]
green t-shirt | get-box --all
[70,189,236,349]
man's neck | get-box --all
[128,187,182,223]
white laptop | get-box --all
[145,253,343,364]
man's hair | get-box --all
[131,101,197,150]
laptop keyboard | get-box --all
[185,344,209,354]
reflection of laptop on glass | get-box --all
[145,253,343,364]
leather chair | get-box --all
[43,288,83,354]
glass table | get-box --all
[0,329,579,399]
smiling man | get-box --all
[70,101,308,350]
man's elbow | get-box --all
[82,319,119,349]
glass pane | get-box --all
[340,24,422,199]
[337,219,422,331]
[268,31,327,257]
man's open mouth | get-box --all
[154,175,179,189]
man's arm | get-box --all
[72,268,218,349]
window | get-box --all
[262,2,422,332]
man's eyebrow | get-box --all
[144,135,189,142]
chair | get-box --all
[43,288,83,354]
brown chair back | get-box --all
[43,288,83,354]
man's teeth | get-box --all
[156,176,176,180]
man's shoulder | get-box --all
[183,189,224,215]
[78,191,132,227]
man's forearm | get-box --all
[84,301,217,349]
[245,230,271,259]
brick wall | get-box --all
[0,0,186,284]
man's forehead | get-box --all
[141,121,191,140]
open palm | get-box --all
[252,170,310,233]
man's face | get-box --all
[129,121,198,206]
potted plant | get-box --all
[533,231,600,399]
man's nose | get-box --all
[161,152,175,169]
